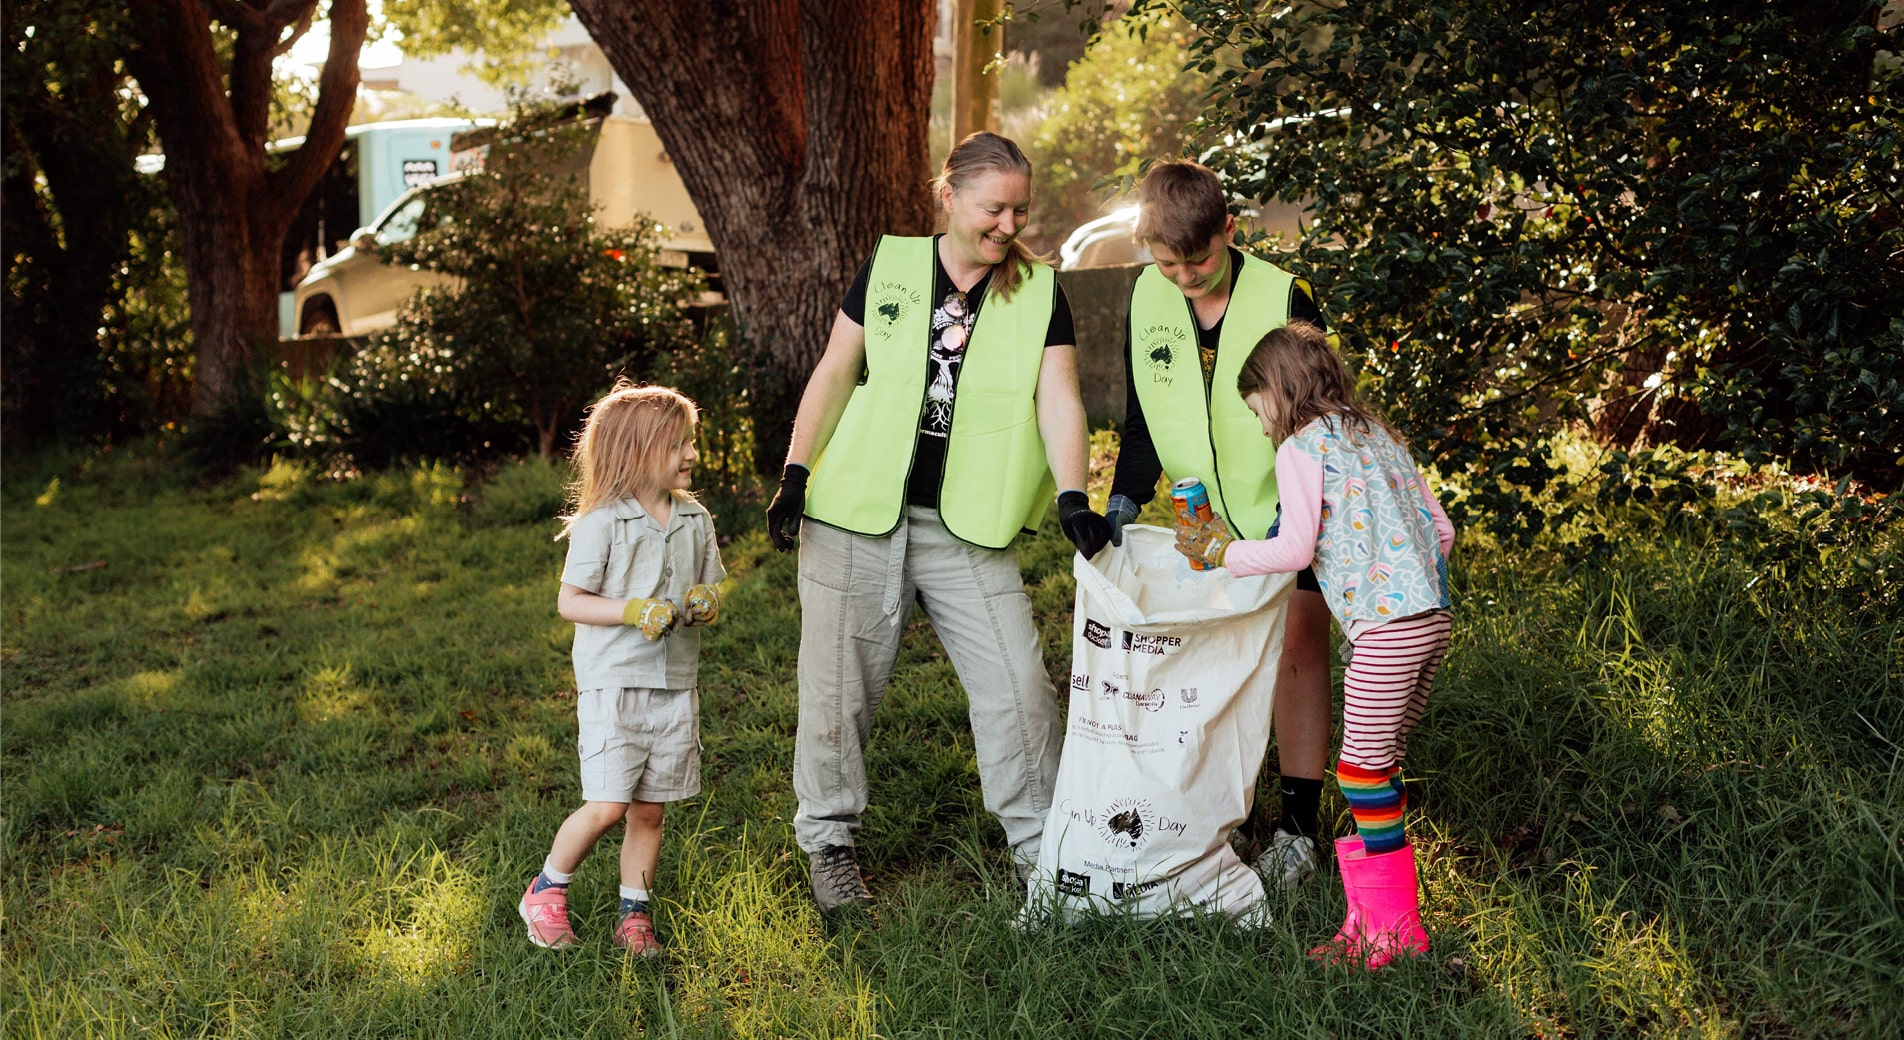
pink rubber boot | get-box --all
[1347,843,1429,969]
[1308,836,1369,963]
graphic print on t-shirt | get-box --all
[922,288,976,438]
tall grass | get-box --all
[3,441,1898,1038]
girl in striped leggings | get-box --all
[1175,320,1455,969]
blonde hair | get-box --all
[560,381,699,537]
[1236,321,1400,444]
[936,131,1049,301]
[1135,160,1229,258]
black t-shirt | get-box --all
[1109,247,1328,526]
[841,236,1077,506]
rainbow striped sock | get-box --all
[1338,760,1406,855]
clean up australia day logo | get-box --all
[868,280,922,341]
[1137,323,1180,384]
[1095,797,1188,851]
[1098,797,1156,850]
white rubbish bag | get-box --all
[1025,523,1293,924]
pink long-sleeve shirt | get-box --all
[1224,439,1455,639]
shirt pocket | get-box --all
[601,520,664,600]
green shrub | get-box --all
[644,312,764,535]
[1023,8,1217,250]
[313,319,533,469]
[313,98,702,465]
[1169,0,1903,546]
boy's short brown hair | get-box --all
[1134,160,1229,257]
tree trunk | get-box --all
[172,209,284,419]
[126,0,367,428]
[567,0,938,474]
[951,0,1004,148]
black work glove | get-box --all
[766,464,809,552]
[1057,490,1113,560]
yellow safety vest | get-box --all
[805,235,1058,549]
[1128,251,1307,539]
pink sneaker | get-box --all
[519,877,579,950]
[612,909,663,957]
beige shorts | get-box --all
[576,687,702,803]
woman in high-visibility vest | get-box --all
[764,132,1111,915]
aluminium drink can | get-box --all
[1170,477,1215,570]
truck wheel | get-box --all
[300,302,341,336]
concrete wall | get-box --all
[1056,263,1144,428]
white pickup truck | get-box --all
[291,113,717,337]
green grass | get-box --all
[4,441,1900,1038]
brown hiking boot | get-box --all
[809,844,873,914]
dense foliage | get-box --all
[1164,0,1902,546]
[0,0,614,453]
[378,0,572,88]
[1,0,178,446]
[1026,9,1218,250]
[312,106,703,464]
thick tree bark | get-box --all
[566,0,938,473]
[126,0,367,424]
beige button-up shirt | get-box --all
[561,495,725,691]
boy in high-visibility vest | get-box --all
[1106,160,1338,890]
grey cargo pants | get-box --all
[792,507,1061,866]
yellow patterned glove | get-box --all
[622,597,679,640]
[683,583,720,626]
[1174,514,1235,568]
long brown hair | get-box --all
[1236,321,1400,444]
[935,131,1049,301]
[559,380,698,538]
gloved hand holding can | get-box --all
[1170,478,1217,571]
